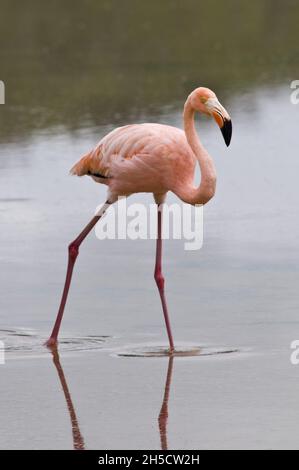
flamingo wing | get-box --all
[70,123,195,195]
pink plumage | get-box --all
[71,124,196,202]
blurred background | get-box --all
[0,0,298,138]
[1,0,299,450]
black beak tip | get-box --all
[221,119,232,147]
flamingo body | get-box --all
[71,123,196,202]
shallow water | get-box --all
[1,0,299,449]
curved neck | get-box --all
[179,98,216,205]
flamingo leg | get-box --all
[154,203,175,353]
[46,201,110,347]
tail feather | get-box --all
[70,151,93,176]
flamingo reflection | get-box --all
[50,348,174,450]
[158,355,174,450]
[50,348,85,450]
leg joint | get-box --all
[154,270,165,290]
[68,241,79,260]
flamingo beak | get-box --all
[206,98,232,147]
[220,118,232,147]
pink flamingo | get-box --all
[46,87,232,351]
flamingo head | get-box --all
[189,87,232,146]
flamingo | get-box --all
[46,87,232,351]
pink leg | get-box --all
[154,204,175,353]
[46,202,110,347]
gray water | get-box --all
[0,0,299,450]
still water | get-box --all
[0,0,299,449]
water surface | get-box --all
[0,0,299,449]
